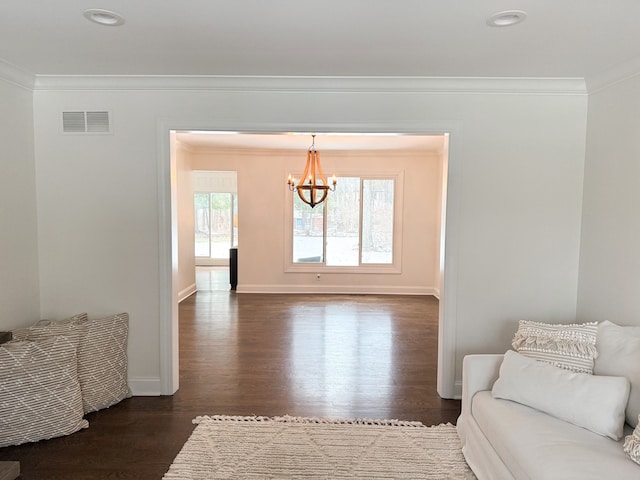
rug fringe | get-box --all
[193,414,453,428]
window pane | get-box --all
[232,194,238,247]
[293,194,324,263]
[209,193,233,259]
[361,179,394,264]
[326,177,360,266]
[194,193,211,257]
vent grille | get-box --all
[62,111,110,133]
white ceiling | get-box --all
[1,1,640,81]
[176,132,446,152]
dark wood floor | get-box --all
[0,269,461,479]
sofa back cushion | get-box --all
[594,320,640,428]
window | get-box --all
[288,174,402,273]
[195,192,238,259]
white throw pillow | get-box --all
[512,320,598,374]
[624,415,640,465]
[492,350,630,440]
[593,320,640,428]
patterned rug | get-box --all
[163,415,476,479]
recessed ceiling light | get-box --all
[486,10,527,27]
[83,9,125,26]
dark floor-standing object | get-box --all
[229,247,238,290]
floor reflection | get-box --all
[195,266,230,292]
[291,304,393,417]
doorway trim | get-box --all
[158,120,461,398]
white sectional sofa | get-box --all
[457,321,640,480]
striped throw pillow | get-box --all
[511,320,598,374]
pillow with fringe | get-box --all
[624,416,640,465]
[512,320,598,374]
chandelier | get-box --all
[287,134,336,208]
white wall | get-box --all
[188,146,442,295]
[176,141,195,302]
[31,78,588,396]
[0,76,40,327]
[577,75,640,326]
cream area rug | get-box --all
[163,415,476,479]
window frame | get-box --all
[284,170,404,274]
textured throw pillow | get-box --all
[0,336,89,447]
[624,416,640,465]
[11,312,88,342]
[492,350,630,440]
[78,313,132,413]
[593,320,640,428]
[25,312,132,413]
[21,313,89,348]
[512,320,598,374]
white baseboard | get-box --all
[237,284,439,295]
[454,380,463,400]
[129,377,162,396]
[178,283,197,303]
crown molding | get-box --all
[0,58,35,90]
[32,75,588,95]
[586,55,640,94]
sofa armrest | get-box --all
[461,354,504,416]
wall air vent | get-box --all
[62,111,111,134]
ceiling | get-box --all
[176,132,446,152]
[5,2,638,151]
[1,1,640,81]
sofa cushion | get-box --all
[594,320,640,428]
[472,391,639,480]
[0,336,89,447]
[492,350,629,440]
[511,320,598,374]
